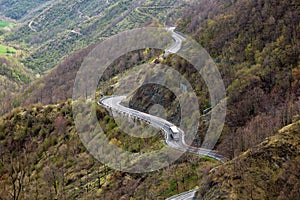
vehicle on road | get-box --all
[169,126,180,141]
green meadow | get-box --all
[0,20,13,28]
[0,44,16,55]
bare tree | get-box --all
[43,165,63,200]
[8,154,27,200]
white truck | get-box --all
[169,126,180,141]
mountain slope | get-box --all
[0,0,51,20]
[13,45,161,108]
[196,120,300,199]
[0,0,187,113]
[0,1,299,199]
[3,0,187,74]
[0,101,217,200]
[0,55,33,113]
[177,0,300,158]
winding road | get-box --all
[99,95,223,199]
[164,27,186,57]
[98,27,224,200]
[99,96,224,162]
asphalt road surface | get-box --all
[99,96,224,162]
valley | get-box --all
[0,0,299,199]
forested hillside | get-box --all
[0,102,216,199]
[178,0,300,158]
[196,120,300,199]
[0,0,51,20]
[3,0,187,74]
[13,47,161,108]
[0,0,187,113]
[7,0,300,157]
[0,0,299,199]
[0,55,32,109]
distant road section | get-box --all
[164,27,185,56]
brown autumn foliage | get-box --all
[178,0,300,158]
